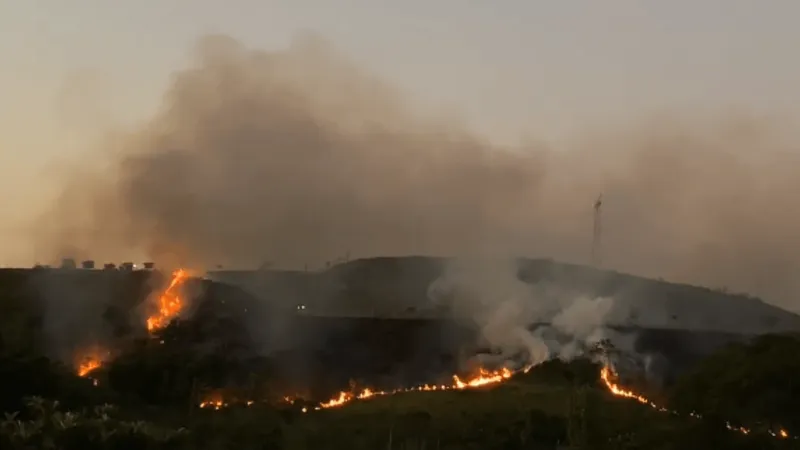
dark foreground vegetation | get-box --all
[1,339,798,450]
[0,268,798,449]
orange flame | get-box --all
[78,358,102,377]
[198,367,516,411]
[75,347,110,385]
[599,366,658,408]
[147,269,189,332]
[199,399,226,410]
[199,394,253,410]
[317,367,514,409]
[600,365,792,440]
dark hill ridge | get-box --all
[0,268,473,394]
[203,257,800,385]
[207,256,800,335]
[1,261,797,391]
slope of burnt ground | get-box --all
[1,260,798,405]
[0,269,481,405]
[0,268,798,448]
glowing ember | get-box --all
[147,269,189,332]
[199,397,253,410]
[600,364,794,440]
[199,399,226,410]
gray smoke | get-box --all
[32,33,800,312]
[29,270,118,365]
[426,258,623,369]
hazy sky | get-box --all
[2,0,800,266]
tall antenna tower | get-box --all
[592,194,603,267]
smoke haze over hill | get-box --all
[34,33,800,311]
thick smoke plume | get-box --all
[427,258,623,369]
[35,33,800,310]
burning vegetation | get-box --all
[189,357,795,443]
[77,357,101,378]
[193,358,794,443]
[146,269,189,332]
[72,269,190,381]
[197,367,515,411]
[192,361,792,442]
[26,264,793,448]
[75,347,111,387]
[600,365,792,441]
[75,347,110,378]
[319,367,513,410]
[71,269,190,378]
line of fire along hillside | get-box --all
[73,269,794,442]
[192,364,793,441]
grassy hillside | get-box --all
[0,266,798,448]
[1,262,795,389]
[2,259,792,396]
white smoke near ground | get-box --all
[427,258,630,370]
